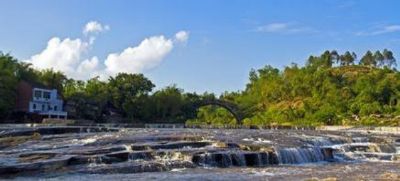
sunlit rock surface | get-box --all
[0,126,399,180]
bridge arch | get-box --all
[195,99,244,124]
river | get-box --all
[0,126,399,180]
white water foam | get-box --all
[242,138,272,144]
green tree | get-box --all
[360,51,376,66]
[152,85,185,122]
[38,69,67,94]
[15,62,40,83]
[339,51,356,66]
[0,53,18,119]
[374,50,385,67]
[382,49,396,68]
[330,50,340,65]
[108,73,154,119]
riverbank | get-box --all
[1,123,400,134]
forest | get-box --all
[0,49,399,126]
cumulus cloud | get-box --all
[356,25,400,36]
[25,21,189,80]
[77,57,101,79]
[83,21,110,35]
[256,22,315,34]
[174,31,189,43]
[105,36,174,76]
[25,37,92,79]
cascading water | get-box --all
[329,142,399,162]
[192,151,278,167]
[277,147,327,164]
[230,152,246,166]
[88,156,104,167]
[128,151,153,161]
[352,137,369,143]
[272,135,400,164]
[0,126,399,179]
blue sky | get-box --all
[1,0,399,94]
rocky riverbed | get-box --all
[0,126,399,180]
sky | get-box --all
[0,0,399,94]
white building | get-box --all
[28,88,68,119]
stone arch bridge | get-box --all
[194,98,245,124]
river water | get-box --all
[0,127,399,180]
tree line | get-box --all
[188,49,400,126]
[0,52,213,123]
[1,49,400,126]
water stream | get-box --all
[0,126,399,180]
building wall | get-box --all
[29,88,64,113]
[15,81,33,112]
[29,88,66,117]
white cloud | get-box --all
[104,31,191,77]
[175,31,189,43]
[77,56,101,79]
[104,35,174,76]
[256,23,289,33]
[25,21,189,80]
[83,21,110,35]
[356,25,400,36]
[25,37,93,79]
[256,22,315,34]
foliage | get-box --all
[191,49,400,126]
[1,49,399,126]
[107,73,154,119]
[186,105,236,126]
[0,53,18,119]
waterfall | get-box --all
[243,153,261,166]
[198,152,233,167]
[156,151,192,162]
[329,142,399,161]
[277,147,326,164]
[352,137,369,143]
[213,153,233,167]
[87,156,104,167]
[332,143,396,153]
[259,152,269,166]
[128,151,153,161]
[192,151,277,167]
[231,153,246,166]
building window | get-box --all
[34,90,42,99]
[43,92,51,99]
[48,105,52,110]
[33,104,36,110]
[54,106,58,111]
[42,104,45,111]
